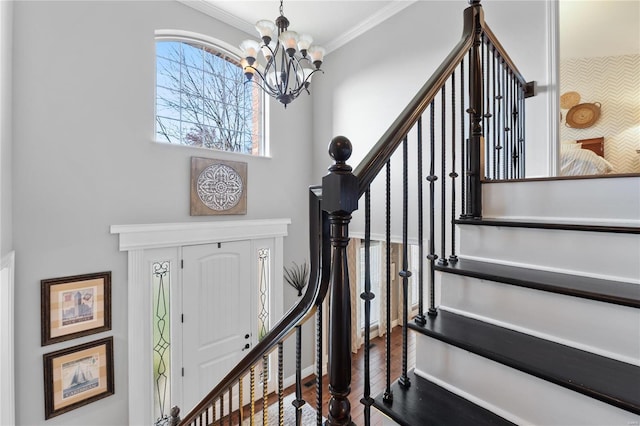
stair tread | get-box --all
[409,310,640,415]
[456,218,640,234]
[435,258,640,308]
[372,370,515,426]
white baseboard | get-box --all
[0,251,15,426]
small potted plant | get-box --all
[284,261,309,297]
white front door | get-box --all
[181,241,253,411]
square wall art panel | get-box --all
[190,157,247,215]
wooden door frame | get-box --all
[111,219,290,426]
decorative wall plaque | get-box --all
[190,157,247,215]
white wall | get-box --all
[12,1,312,425]
[312,0,553,225]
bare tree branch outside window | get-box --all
[155,40,263,155]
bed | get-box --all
[560,137,615,176]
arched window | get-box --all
[155,34,266,156]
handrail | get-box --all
[353,4,479,196]
[179,186,331,425]
[481,23,528,87]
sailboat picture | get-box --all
[44,337,114,419]
[61,354,100,399]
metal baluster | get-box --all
[507,70,512,179]
[450,71,459,263]
[361,187,373,425]
[495,57,502,179]
[520,83,525,177]
[427,100,438,317]
[502,59,508,179]
[460,54,467,217]
[383,159,394,403]
[492,45,498,179]
[315,308,323,426]
[293,325,305,426]
[250,366,255,426]
[415,116,427,326]
[483,34,490,178]
[511,71,516,178]
[399,135,412,389]
[262,354,269,426]
[278,342,284,426]
[438,86,448,267]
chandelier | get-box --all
[239,0,325,107]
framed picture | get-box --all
[41,271,111,346]
[190,156,247,215]
[43,337,114,419]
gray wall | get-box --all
[12,1,312,425]
[1,0,12,257]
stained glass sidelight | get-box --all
[152,261,171,423]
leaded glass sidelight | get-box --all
[257,249,270,341]
[152,261,171,422]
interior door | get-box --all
[181,241,253,411]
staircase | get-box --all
[374,176,640,425]
[174,2,640,425]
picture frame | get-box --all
[43,337,114,419]
[41,271,111,346]
[190,156,248,216]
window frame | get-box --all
[154,30,269,157]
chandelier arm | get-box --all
[247,65,282,98]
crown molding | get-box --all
[177,0,418,55]
[324,1,417,54]
[177,0,256,37]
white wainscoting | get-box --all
[0,251,15,426]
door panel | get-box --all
[182,241,252,411]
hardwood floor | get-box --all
[287,326,416,425]
[215,327,415,425]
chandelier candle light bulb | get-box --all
[240,0,325,107]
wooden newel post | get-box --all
[322,136,358,426]
[466,0,484,219]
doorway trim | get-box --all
[111,219,290,426]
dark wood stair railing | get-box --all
[174,1,535,425]
[322,0,535,424]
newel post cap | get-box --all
[322,136,359,214]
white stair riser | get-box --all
[438,273,640,365]
[459,225,640,282]
[482,178,640,225]
[414,335,640,426]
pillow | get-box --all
[561,141,582,149]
